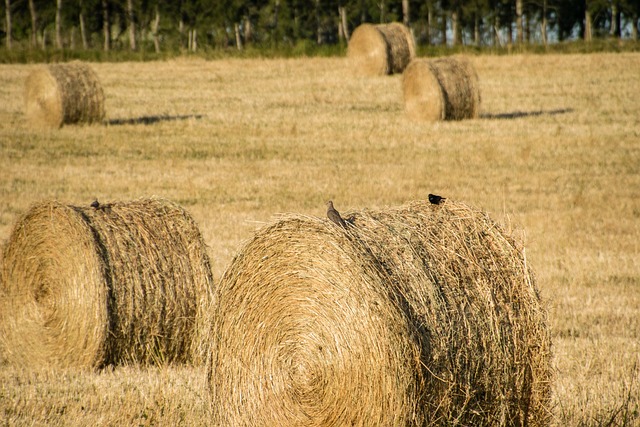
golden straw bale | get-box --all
[24,62,105,128]
[347,23,416,76]
[207,200,552,426]
[0,198,214,369]
[403,56,481,121]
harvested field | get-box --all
[0,53,639,426]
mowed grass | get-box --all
[1,53,639,425]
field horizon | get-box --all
[1,52,639,425]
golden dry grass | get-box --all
[0,53,639,425]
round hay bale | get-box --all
[403,56,481,121]
[347,23,416,76]
[0,198,214,369]
[207,200,552,426]
[24,61,106,128]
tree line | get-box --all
[3,1,640,52]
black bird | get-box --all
[91,200,100,209]
[326,200,347,228]
[428,194,446,205]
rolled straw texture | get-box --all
[24,62,105,128]
[347,23,416,76]
[0,198,214,369]
[403,56,481,121]
[208,200,552,426]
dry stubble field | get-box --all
[0,52,639,425]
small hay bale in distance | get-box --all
[207,200,552,426]
[347,22,416,76]
[24,61,106,128]
[403,56,481,121]
[0,198,214,369]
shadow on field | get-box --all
[105,114,205,126]
[481,108,574,120]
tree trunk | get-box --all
[474,10,480,46]
[441,10,447,45]
[379,0,385,23]
[541,0,548,46]
[126,0,136,50]
[425,2,433,45]
[79,0,88,49]
[28,0,37,47]
[610,2,621,38]
[402,0,409,27]
[234,23,243,50]
[244,15,252,45]
[273,0,280,47]
[339,6,349,41]
[152,5,160,53]
[516,0,523,44]
[102,0,110,51]
[632,11,638,41]
[4,0,11,49]
[493,14,501,47]
[316,0,322,44]
[452,7,462,45]
[584,7,592,42]
[55,0,63,49]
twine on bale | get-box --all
[0,198,214,369]
[347,23,416,76]
[403,56,481,121]
[24,61,106,128]
[207,200,552,426]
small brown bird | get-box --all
[326,200,347,228]
[91,200,100,209]
[428,194,446,205]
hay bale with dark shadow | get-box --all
[207,200,552,426]
[0,198,214,369]
[24,62,105,128]
[347,23,415,76]
[403,56,481,121]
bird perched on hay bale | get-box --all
[208,200,552,426]
[428,193,446,205]
[326,200,347,228]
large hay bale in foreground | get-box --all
[0,198,213,369]
[24,62,105,128]
[208,200,552,426]
[403,56,481,121]
[347,23,416,76]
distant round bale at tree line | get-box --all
[24,61,106,128]
[207,200,552,426]
[0,198,214,369]
[403,56,481,121]
[347,22,416,76]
